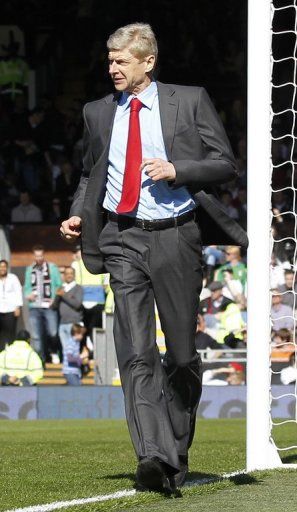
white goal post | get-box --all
[247,0,297,470]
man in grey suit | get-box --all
[61,23,247,492]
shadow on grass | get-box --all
[101,471,260,487]
[229,474,259,485]
[187,471,259,486]
[281,453,297,464]
[187,471,219,483]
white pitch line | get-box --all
[4,470,246,512]
[4,490,137,512]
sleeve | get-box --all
[280,366,297,386]
[69,105,95,218]
[51,264,63,294]
[172,88,238,188]
[12,275,23,307]
[61,286,83,311]
[202,369,215,384]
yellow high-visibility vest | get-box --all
[0,58,29,99]
[0,340,43,384]
[72,258,103,286]
[216,303,245,344]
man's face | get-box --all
[108,47,155,93]
[0,262,8,277]
[211,289,222,301]
[272,293,282,306]
[285,273,294,289]
[20,192,30,205]
[227,370,244,386]
[64,268,75,283]
[34,250,44,266]
[225,249,239,261]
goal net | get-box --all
[247,0,297,470]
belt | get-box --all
[107,209,196,231]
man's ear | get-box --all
[145,54,156,73]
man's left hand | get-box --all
[141,158,176,182]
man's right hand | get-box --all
[60,216,82,242]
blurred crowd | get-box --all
[0,244,113,385]
[0,0,247,226]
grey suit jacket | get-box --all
[70,81,248,274]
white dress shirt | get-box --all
[104,81,195,219]
[0,273,23,313]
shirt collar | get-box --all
[119,81,157,111]
[33,261,46,271]
[63,280,76,291]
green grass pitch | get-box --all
[0,419,296,512]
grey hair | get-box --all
[107,22,158,62]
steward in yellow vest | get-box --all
[0,329,43,385]
[0,34,29,100]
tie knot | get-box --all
[130,97,143,113]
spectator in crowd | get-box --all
[195,314,223,351]
[199,281,244,342]
[0,31,29,107]
[199,281,233,315]
[13,106,47,194]
[221,268,246,310]
[215,298,246,345]
[271,328,293,349]
[271,328,295,365]
[271,289,294,331]
[280,352,297,385]
[23,245,62,362]
[203,245,224,285]
[224,326,247,353]
[277,269,297,309]
[10,190,42,223]
[270,252,289,289]
[0,329,43,386]
[0,225,10,261]
[0,259,23,349]
[52,266,83,353]
[63,323,88,386]
[203,362,245,386]
[215,246,247,288]
[71,247,109,342]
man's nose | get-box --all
[109,61,118,74]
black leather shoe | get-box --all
[136,457,171,492]
[174,462,188,488]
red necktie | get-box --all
[117,98,143,214]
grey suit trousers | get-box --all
[98,216,203,474]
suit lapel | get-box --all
[157,81,179,159]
